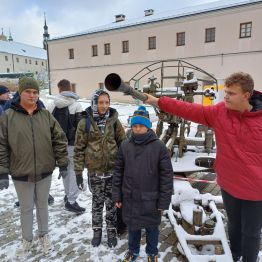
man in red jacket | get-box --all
[145,72,262,262]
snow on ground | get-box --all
[1,94,261,261]
[0,169,180,262]
[0,96,176,261]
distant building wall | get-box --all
[0,52,47,75]
[48,2,262,101]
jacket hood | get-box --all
[10,98,44,114]
[54,91,79,109]
[91,89,110,111]
[250,90,262,111]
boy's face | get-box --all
[224,84,251,111]
[97,94,110,115]
[132,124,148,135]
[20,89,39,106]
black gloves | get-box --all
[75,172,84,190]
[58,166,68,179]
[0,174,9,190]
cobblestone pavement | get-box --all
[1,171,261,262]
[0,170,179,262]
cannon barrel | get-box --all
[104,73,148,101]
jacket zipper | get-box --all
[30,116,37,182]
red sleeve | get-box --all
[158,96,219,128]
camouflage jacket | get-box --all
[0,100,68,182]
[74,107,126,173]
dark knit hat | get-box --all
[131,105,151,129]
[0,85,9,95]
[18,77,39,94]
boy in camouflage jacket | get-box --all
[74,89,126,247]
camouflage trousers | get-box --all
[88,173,117,230]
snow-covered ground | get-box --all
[0,94,261,261]
[0,96,176,261]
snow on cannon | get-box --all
[168,179,234,261]
[104,59,217,171]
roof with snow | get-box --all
[0,40,47,60]
[50,0,262,41]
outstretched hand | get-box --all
[143,93,159,107]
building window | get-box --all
[68,48,74,59]
[205,27,216,43]
[42,61,44,66]
[92,45,98,56]
[148,36,156,50]
[7,68,10,73]
[35,61,38,65]
[16,57,19,63]
[122,40,129,53]
[25,58,28,64]
[177,32,185,46]
[29,59,31,64]
[240,22,252,38]
[5,56,8,61]
[98,82,104,89]
[104,43,111,55]
[71,83,76,93]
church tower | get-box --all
[8,29,13,41]
[43,14,50,50]
[0,28,7,41]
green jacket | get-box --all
[0,101,68,182]
[74,107,126,173]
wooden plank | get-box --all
[187,239,222,246]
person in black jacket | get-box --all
[48,79,85,214]
[0,85,10,113]
[112,105,173,262]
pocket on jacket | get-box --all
[141,191,159,215]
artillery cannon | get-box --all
[105,59,217,172]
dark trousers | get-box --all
[128,227,159,255]
[221,189,262,262]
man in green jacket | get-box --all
[0,77,68,258]
[74,89,126,248]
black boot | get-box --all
[107,228,117,248]
[65,201,85,214]
[91,229,102,247]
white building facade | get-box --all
[0,40,47,76]
[48,0,262,101]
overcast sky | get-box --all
[0,0,246,47]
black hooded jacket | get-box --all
[250,90,262,112]
[112,129,173,230]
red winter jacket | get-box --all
[158,91,262,201]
